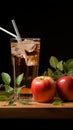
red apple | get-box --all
[57,75,73,101]
[31,76,56,103]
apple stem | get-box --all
[40,71,47,80]
[43,71,47,76]
[40,76,45,80]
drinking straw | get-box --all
[11,19,27,63]
[11,19,22,42]
[0,27,17,38]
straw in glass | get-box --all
[11,19,27,63]
[0,27,17,38]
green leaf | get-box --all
[53,70,63,80]
[52,98,63,105]
[5,85,14,93]
[57,60,63,71]
[16,86,25,95]
[8,100,16,106]
[0,91,13,98]
[16,73,24,86]
[65,59,73,70]
[63,62,68,73]
[0,95,8,101]
[1,72,11,85]
[47,68,54,77]
[19,99,30,105]
[49,56,59,69]
[67,69,73,76]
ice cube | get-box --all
[22,39,36,52]
[11,44,23,57]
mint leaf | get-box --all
[57,60,63,71]
[19,99,30,105]
[16,86,25,95]
[47,68,54,77]
[0,91,13,98]
[1,72,11,85]
[16,73,24,86]
[5,85,14,93]
[52,98,63,105]
[63,62,68,73]
[67,69,73,76]
[49,56,58,69]
[53,70,63,80]
[0,95,8,101]
[8,100,16,106]
[65,59,73,70]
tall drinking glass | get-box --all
[10,38,40,101]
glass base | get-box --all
[18,87,33,102]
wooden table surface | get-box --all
[0,100,73,119]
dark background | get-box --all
[0,1,73,127]
[0,3,73,77]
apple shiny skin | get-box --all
[57,75,73,101]
[31,76,56,103]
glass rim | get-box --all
[10,37,41,41]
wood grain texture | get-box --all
[0,100,73,119]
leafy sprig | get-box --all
[0,72,14,101]
[0,72,24,105]
[45,56,73,80]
